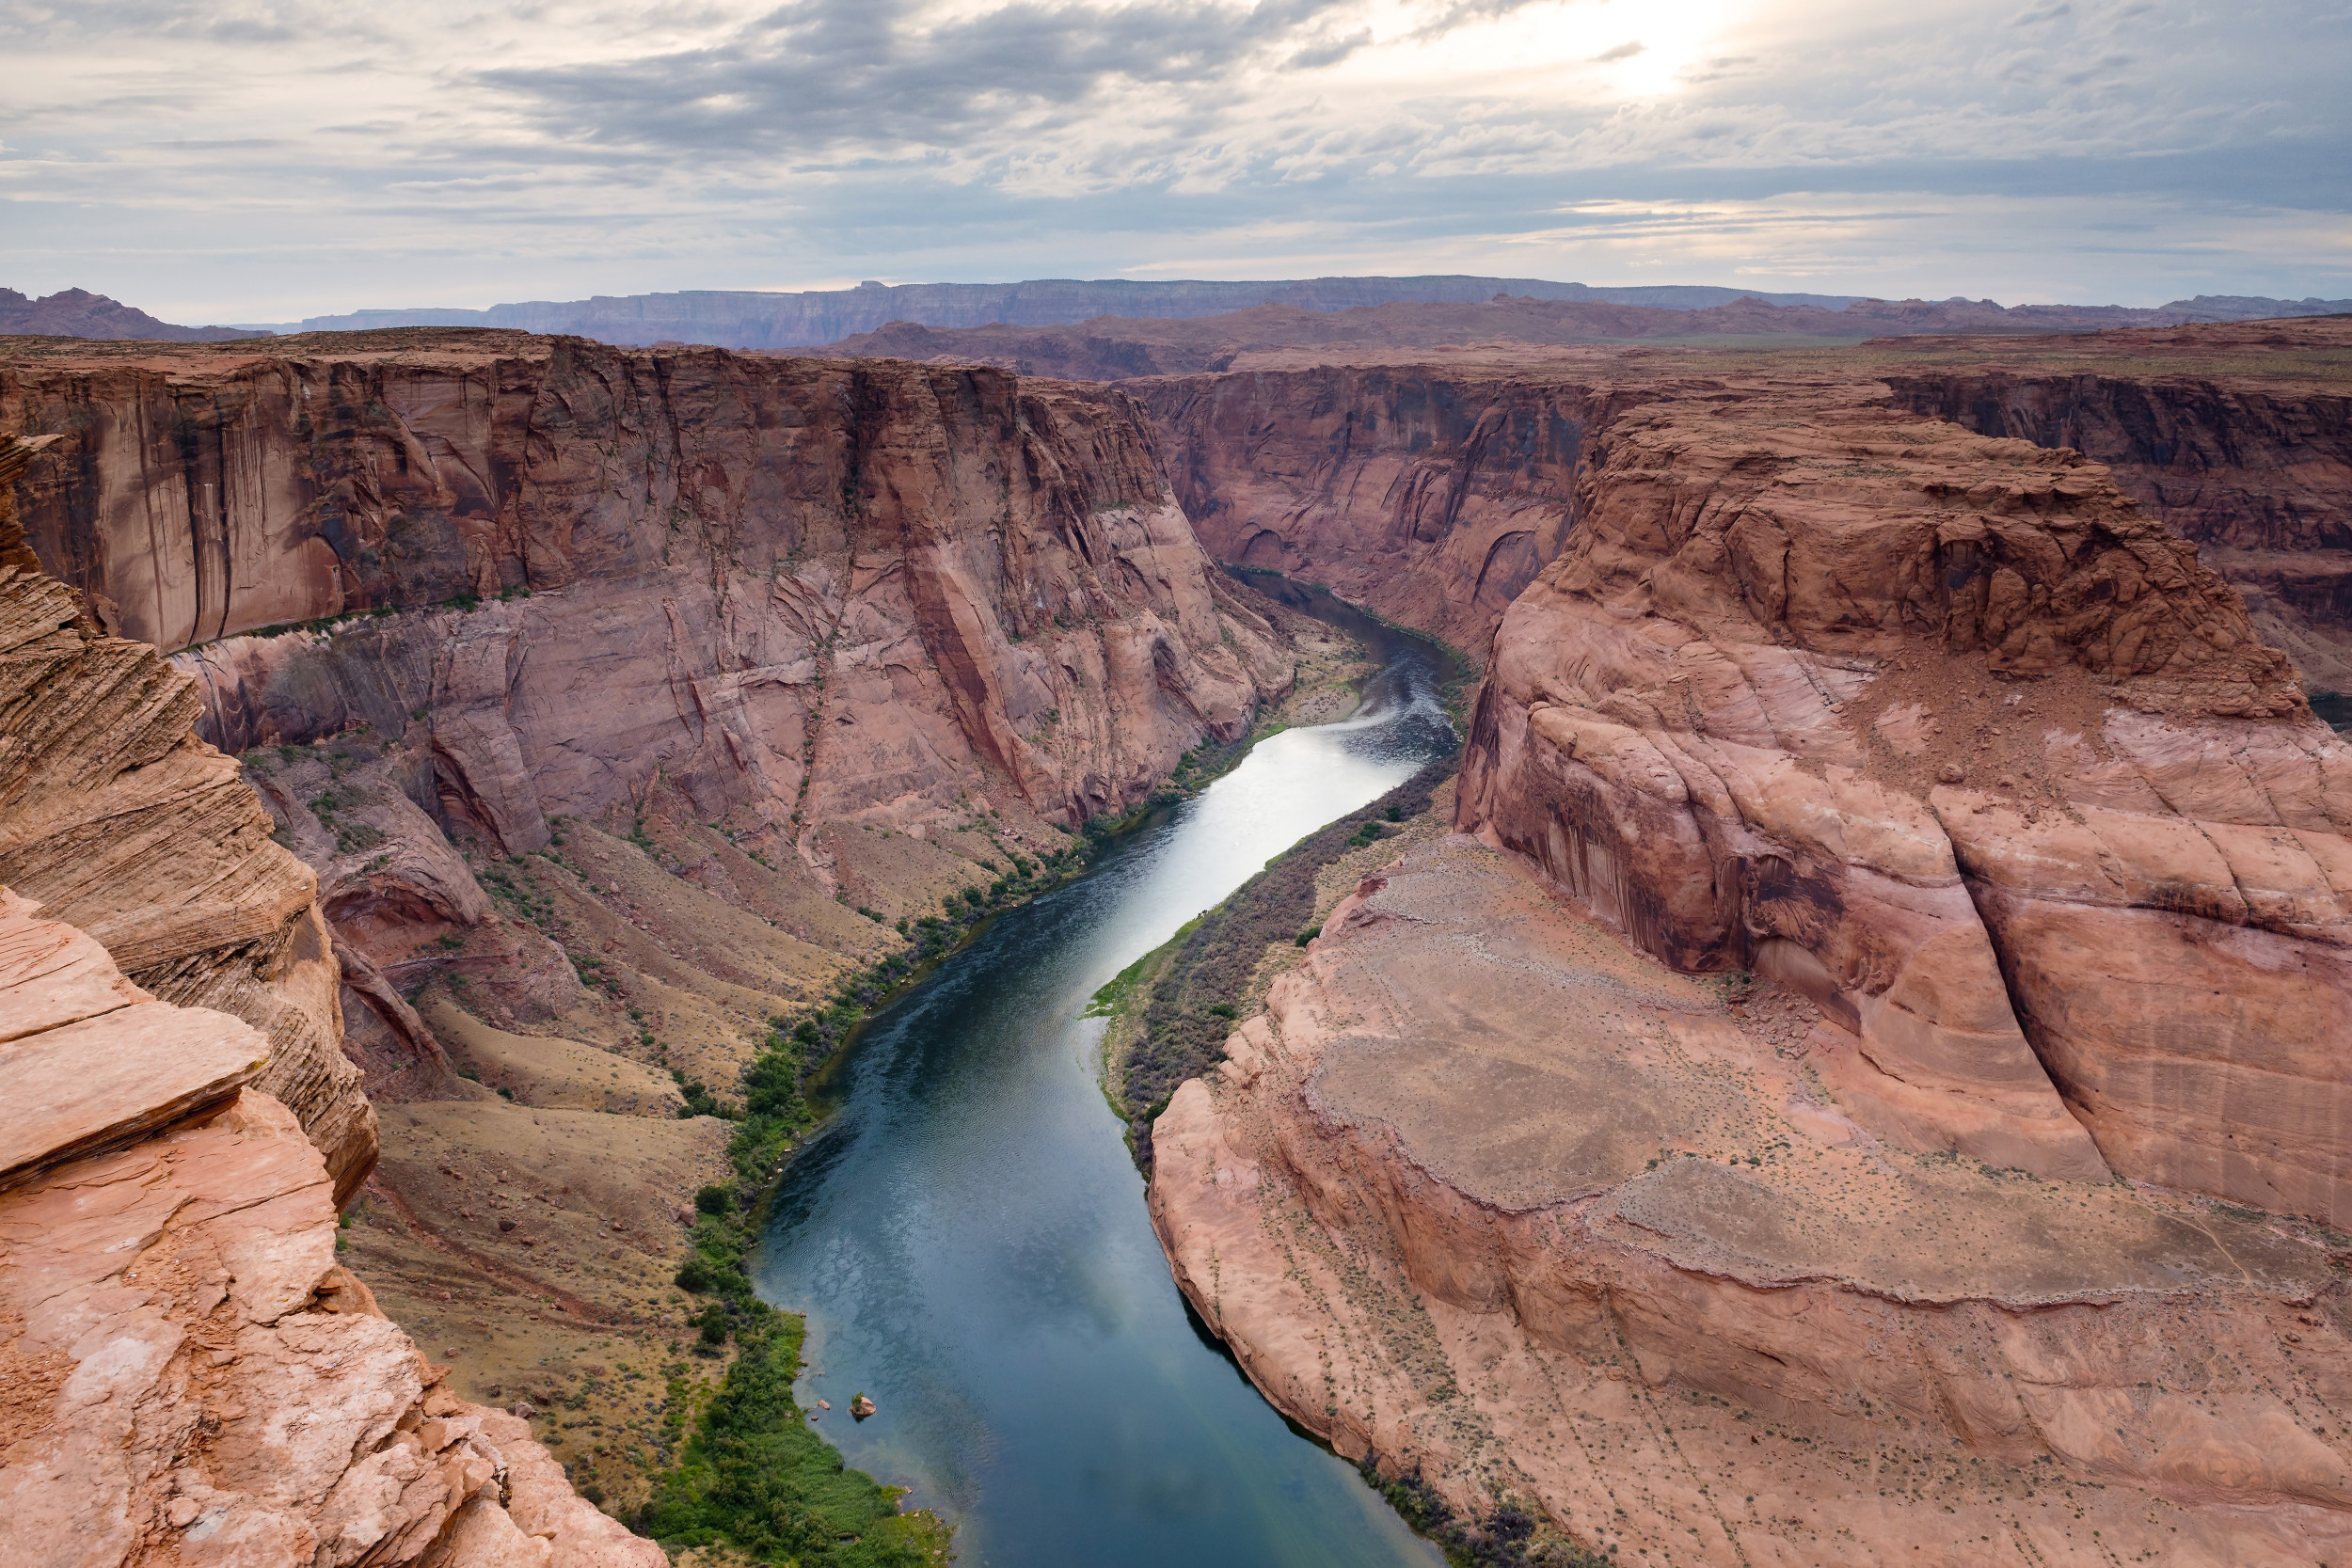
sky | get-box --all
[2,0,2347,322]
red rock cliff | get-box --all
[3,334,1294,842]
[1,430,652,1568]
[1135,369,1610,655]
[1883,320,2352,689]
[0,435,375,1203]
[1457,379,2349,1217]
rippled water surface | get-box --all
[753,582,1458,1566]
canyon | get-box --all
[7,309,2352,1566]
[0,333,1309,1550]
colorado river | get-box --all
[752,583,1457,1566]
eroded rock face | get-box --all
[0,892,654,1568]
[0,436,375,1204]
[1136,369,1601,654]
[4,336,1292,835]
[1151,839,2352,1564]
[1884,320,2352,689]
[1456,387,2352,1213]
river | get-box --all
[751,583,1459,1565]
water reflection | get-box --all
[754,578,1456,1567]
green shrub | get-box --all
[697,1304,731,1349]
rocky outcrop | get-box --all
[1136,369,1609,654]
[1152,836,2352,1564]
[0,436,375,1204]
[0,892,657,1568]
[1884,318,2352,690]
[1146,344,2352,1561]
[3,336,1293,836]
[1456,386,2350,1213]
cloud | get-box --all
[0,0,2343,318]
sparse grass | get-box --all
[1110,758,1452,1161]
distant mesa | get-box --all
[0,286,264,341]
[234,275,1871,347]
[228,277,2352,356]
[13,276,2352,360]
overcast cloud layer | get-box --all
[1,0,2345,321]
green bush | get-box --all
[697,1304,731,1348]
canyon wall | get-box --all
[0,436,375,1204]
[3,335,1294,839]
[1,432,651,1568]
[1886,337,2352,691]
[1136,369,1614,656]
[0,896,657,1568]
[2,341,1303,1524]
[1146,338,2352,1561]
[1458,386,2348,1216]
[1152,834,2352,1565]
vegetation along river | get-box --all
[754,583,1460,1565]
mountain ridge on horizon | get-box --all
[6,276,2348,350]
[241,276,2352,349]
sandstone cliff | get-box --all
[2,343,1304,1521]
[1882,319,2352,691]
[1152,836,2352,1565]
[3,419,655,1565]
[1458,384,2347,1214]
[0,435,375,1204]
[1145,339,2352,1562]
[0,891,658,1568]
[1136,368,1607,655]
[4,334,1291,836]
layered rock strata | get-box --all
[1149,353,2352,1562]
[3,334,1292,837]
[0,435,375,1203]
[0,892,658,1568]
[1883,318,2352,690]
[1455,388,2348,1218]
[4,342,1300,1517]
[1136,369,1602,653]
[1152,837,2352,1564]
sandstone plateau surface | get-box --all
[1143,321,2352,1563]
[1153,836,2352,1565]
